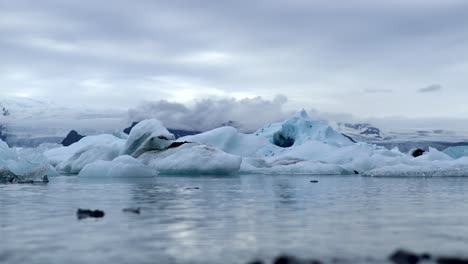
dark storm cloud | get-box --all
[0,0,468,118]
[418,84,443,93]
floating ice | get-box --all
[122,119,175,157]
[50,135,125,174]
[78,155,158,178]
[45,134,124,166]
[42,110,468,176]
[139,143,242,174]
[0,139,56,182]
[180,126,269,157]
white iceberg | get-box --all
[44,134,124,166]
[78,155,158,178]
[139,143,242,174]
[122,119,175,157]
[50,134,125,174]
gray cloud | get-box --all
[418,84,443,93]
[127,95,292,132]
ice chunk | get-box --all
[241,157,351,175]
[0,139,55,182]
[138,143,242,174]
[254,110,354,148]
[180,126,270,157]
[49,135,125,174]
[443,146,468,159]
[122,119,175,157]
[78,155,158,178]
[45,134,124,166]
[363,163,468,177]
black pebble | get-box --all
[77,209,105,220]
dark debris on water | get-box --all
[122,208,141,214]
[184,187,200,190]
[246,250,468,264]
[76,209,105,220]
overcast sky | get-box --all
[1,0,468,119]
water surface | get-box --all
[2,175,468,264]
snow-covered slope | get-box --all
[0,97,125,147]
[334,122,468,152]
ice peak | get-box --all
[296,109,309,119]
[255,110,354,148]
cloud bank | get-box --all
[128,95,292,132]
[1,0,468,118]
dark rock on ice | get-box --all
[17,175,49,184]
[122,208,141,214]
[360,127,382,138]
[61,130,85,147]
[167,141,191,149]
[354,170,359,174]
[411,149,425,158]
[123,122,139,135]
[77,209,105,220]
[341,133,357,143]
[1,172,49,184]
[389,249,420,264]
[0,169,18,183]
[310,180,319,183]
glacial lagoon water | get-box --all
[2,175,468,264]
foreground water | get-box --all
[2,175,468,264]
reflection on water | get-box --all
[2,175,468,264]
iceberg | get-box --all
[122,119,175,157]
[44,134,125,166]
[47,134,125,174]
[139,143,242,174]
[78,155,158,178]
[0,139,55,182]
[41,110,468,177]
[254,109,354,148]
[443,146,468,159]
